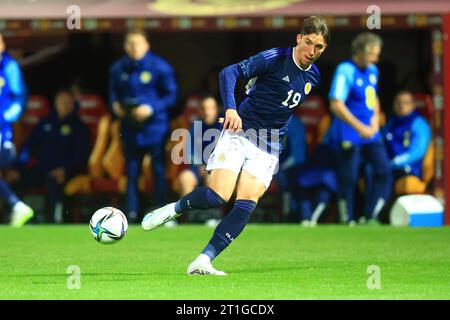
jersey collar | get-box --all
[292,47,311,72]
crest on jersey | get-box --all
[304,82,312,95]
[356,78,363,87]
[0,77,5,88]
[342,141,353,149]
[140,71,152,84]
[369,74,377,85]
[61,125,72,136]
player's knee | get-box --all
[239,195,260,203]
[208,177,235,202]
[236,187,264,203]
[210,187,233,203]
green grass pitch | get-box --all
[1,224,450,299]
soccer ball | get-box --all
[89,207,128,244]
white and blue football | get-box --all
[89,207,128,244]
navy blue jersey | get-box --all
[220,47,321,154]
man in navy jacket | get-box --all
[12,88,90,222]
[109,29,178,221]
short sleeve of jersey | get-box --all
[4,59,24,95]
[328,62,355,102]
[237,48,280,79]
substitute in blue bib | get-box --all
[0,33,34,227]
[384,91,431,180]
[329,32,391,225]
[109,29,178,222]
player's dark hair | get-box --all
[351,32,383,55]
[124,29,149,43]
[301,16,330,43]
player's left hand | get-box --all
[133,104,154,122]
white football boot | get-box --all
[10,202,34,227]
[187,254,227,276]
[141,202,181,231]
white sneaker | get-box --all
[10,202,34,227]
[187,255,227,276]
[301,220,311,227]
[141,202,180,231]
[164,220,178,228]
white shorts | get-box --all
[205,130,279,189]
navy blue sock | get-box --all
[175,186,226,213]
[202,199,256,260]
[0,178,19,207]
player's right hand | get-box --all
[219,109,242,132]
[112,102,125,118]
[358,124,377,139]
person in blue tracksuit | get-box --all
[383,91,431,181]
[109,29,178,222]
[0,33,34,227]
[329,32,391,225]
[12,88,90,222]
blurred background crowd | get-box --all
[0,1,447,226]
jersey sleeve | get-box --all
[2,59,27,123]
[219,49,279,110]
[150,59,178,113]
[392,116,431,168]
[328,62,355,102]
[237,49,277,79]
